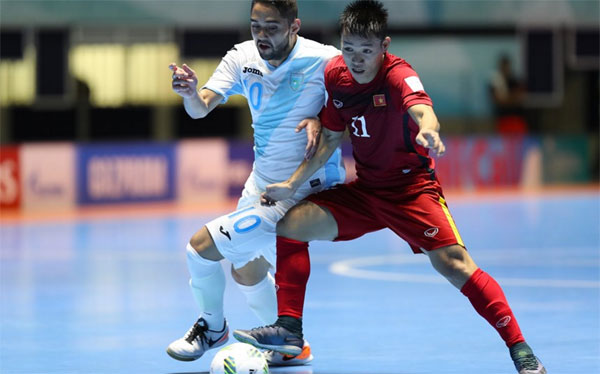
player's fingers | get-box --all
[305,146,316,160]
[415,133,427,147]
[295,119,309,133]
[182,64,196,77]
[260,195,275,206]
[437,142,446,156]
[304,139,315,159]
[169,63,178,71]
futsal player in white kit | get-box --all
[166,0,344,366]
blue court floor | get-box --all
[1,190,599,374]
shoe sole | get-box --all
[267,354,314,367]
[233,330,302,356]
[165,347,202,362]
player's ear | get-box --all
[290,18,301,36]
[381,36,391,52]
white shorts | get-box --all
[205,166,343,269]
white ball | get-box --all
[209,343,269,374]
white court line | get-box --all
[329,255,600,289]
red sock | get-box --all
[275,236,310,319]
[460,268,525,347]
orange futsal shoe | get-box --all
[264,339,314,366]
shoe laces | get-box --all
[250,323,278,332]
[515,354,539,370]
[184,319,209,344]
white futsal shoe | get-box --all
[166,317,229,361]
[264,339,314,366]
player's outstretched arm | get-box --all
[261,127,344,205]
[169,63,223,119]
[409,104,446,156]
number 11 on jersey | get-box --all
[351,115,370,138]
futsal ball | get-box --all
[209,342,269,374]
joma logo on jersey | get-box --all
[243,66,263,77]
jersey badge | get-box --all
[290,72,304,91]
[373,94,387,107]
[333,99,344,108]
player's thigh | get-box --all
[277,200,338,242]
[205,201,293,269]
[230,256,271,286]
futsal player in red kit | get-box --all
[234,1,546,373]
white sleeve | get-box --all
[202,45,244,103]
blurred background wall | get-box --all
[0,0,598,211]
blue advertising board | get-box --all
[77,142,175,205]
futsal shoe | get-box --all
[265,339,314,366]
[510,342,547,374]
[166,318,229,361]
[233,324,303,356]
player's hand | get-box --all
[416,129,446,156]
[295,117,322,160]
[260,182,296,206]
[169,63,198,99]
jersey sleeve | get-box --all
[388,65,433,111]
[202,45,244,103]
[319,66,346,132]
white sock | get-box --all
[186,243,225,329]
[236,272,277,325]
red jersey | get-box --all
[321,53,435,188]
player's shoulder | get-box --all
[296,36,340,59]
[224,40,258,61]
[385,53,418,77]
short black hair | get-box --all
[251,0,298,24]
[340,0,388,41]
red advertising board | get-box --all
[0,146,21,209]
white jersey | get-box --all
[203,36,345,186]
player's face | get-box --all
[250,3,300,65]
[341,33,390,84]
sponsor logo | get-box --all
[242,66,263,77]
[424,227,439,237]
[28,173,64,197]
[333,99,344,108]
[0,159,18,205]
[496,316,511,328]
[219,225,231,241]
[373,94,387,107]
[290,72,304,91]
[309,178,321,188]
[87,155,168,199]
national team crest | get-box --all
[373,94,387,107]
[290,72,304,91]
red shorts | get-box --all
[306,175,465,254]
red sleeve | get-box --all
[388,64,433,112]
[319,64,346,132]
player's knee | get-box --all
[189,227,220,260]
[431,245,476,278]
